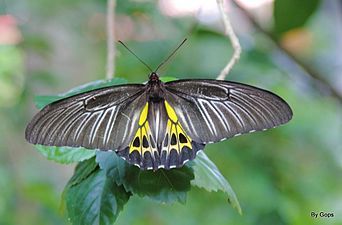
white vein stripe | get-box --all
[90,110,105,143]
[103,106,116,145]
[231,92,268,125]
[155,106,160,142]
[194,100,215,135]
[229,96,259,126]
[223,102,245,129]
[47,103,82,143]
[177,103,199,138]
[201,99,229,133]
[198,99,217,135]
[105,105,120,145]
[74,112,91,141]
[234,90,278,126]
[210,101,229,132]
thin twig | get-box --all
[232,0,342,103]
[106,0,116,79]
[216,0,241,80]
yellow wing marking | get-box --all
[164,100,178,122]
[139,102,149,126]
[163,101,192,154]
[129,101,192,157]
[130,102,156,155]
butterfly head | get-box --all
[149,72,160,83]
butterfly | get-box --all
[25,71,292,170]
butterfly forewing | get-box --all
[25,84,147,150]
[26,77,292,170]
[164,79,292,143]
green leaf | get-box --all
[35,77,127,109]
[191,151,242,215]
[95,151,129,186]
[35,145,95,164]
[124,166,194,204]
[64,165,131,225]
[60,158,98,214]
[95,151,194,204]
[34,95,62,109]
[159,76,178,82]
[67,157,99,187]
[273,0,321,36]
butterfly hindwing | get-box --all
[25,84,147,151]
[116,100,204,170]
[164,79,293,143]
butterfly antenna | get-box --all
[154,38,187,73]
[118,40,153,73]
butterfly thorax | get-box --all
[147,72,165,102]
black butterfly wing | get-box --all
[25,84,147,151]
[164,79,292,143]
[26,78,293,170]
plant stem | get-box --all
[216,0,241,80]
[106,0,116,79]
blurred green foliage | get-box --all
[0,45,24,107]
[0,0,341,225]
[273,0,321,36]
